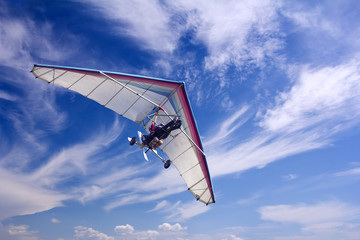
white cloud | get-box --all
[259,61,360,133]
[222,235,245,240]
[175,0,283,70]
[158,223,187,231]
[75,225,164,240]
[258,201,360,239]
[204,105,250,147]
[0,16,32,70]
[0,1,79,171]
[283,5,338,36]
[334,167,360,177]
[30,118,122,188]
[258,201,360,226]
[81,0,183,53]
[51,218,60,223]
[147,200,171,213]
[0,90,18,101]
[283,174,298,181]
[80,0,283,72]
[0,117,123,221]
[0,77,68,171]
[0,167,69,221]
[166,200,211,221]
[103,167,185,211]
[75,164,151,203]
[0,7,76,71]
[74,226,114,240]
[7,224,39,240]
[207,60,360,177]
[114,224,134,235]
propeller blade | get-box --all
[143,148,149,161]
[137,131,143,139]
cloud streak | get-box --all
[258,200,360,237]
[0,167,69,221]
[259,201,360,225]
[0,7,77,71]
[207,60,360,177]
[80,0,283,73]
[81,0,184,53]
[0,117,123,221]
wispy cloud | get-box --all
[165,200,211,221]
[259,201,360,225]
[147,199,210,222]
[0,6,77,71]
[258,200,360,236]
[30,118,123,187]
[177,0,283,70]
[80,0,283,72]
[259,60,360,133]
[51,218,60,224]
[334,167,360,177]
[99,163,190,211]
[147,200,172,213]
[80,0,183,53]
[7,224,39,240]
[204,105,250,147]
[0,117,123,221]
[0,90,18,101]
[0,83,68,170]
[0,1,80,171]
[207,60,360,177]
[283,174,298,181]
[0,167,70,221]
[237,191,263,206]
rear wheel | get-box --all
[164,160,171,169]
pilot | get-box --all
[142,118,182,148]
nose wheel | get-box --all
[129,137,137,145]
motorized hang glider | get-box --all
[31,64,215,205]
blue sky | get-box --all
[1,0,360,239]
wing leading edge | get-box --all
[31,64,215,204]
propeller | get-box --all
[137,131,143,141]
[130,131,158,162]
[142,148,149,161]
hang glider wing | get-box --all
[31,64,215,205]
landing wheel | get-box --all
[164,160,171,169]
[130,137,137,146]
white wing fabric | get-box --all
[32,64,215,205]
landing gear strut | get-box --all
[128,135,171,169]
